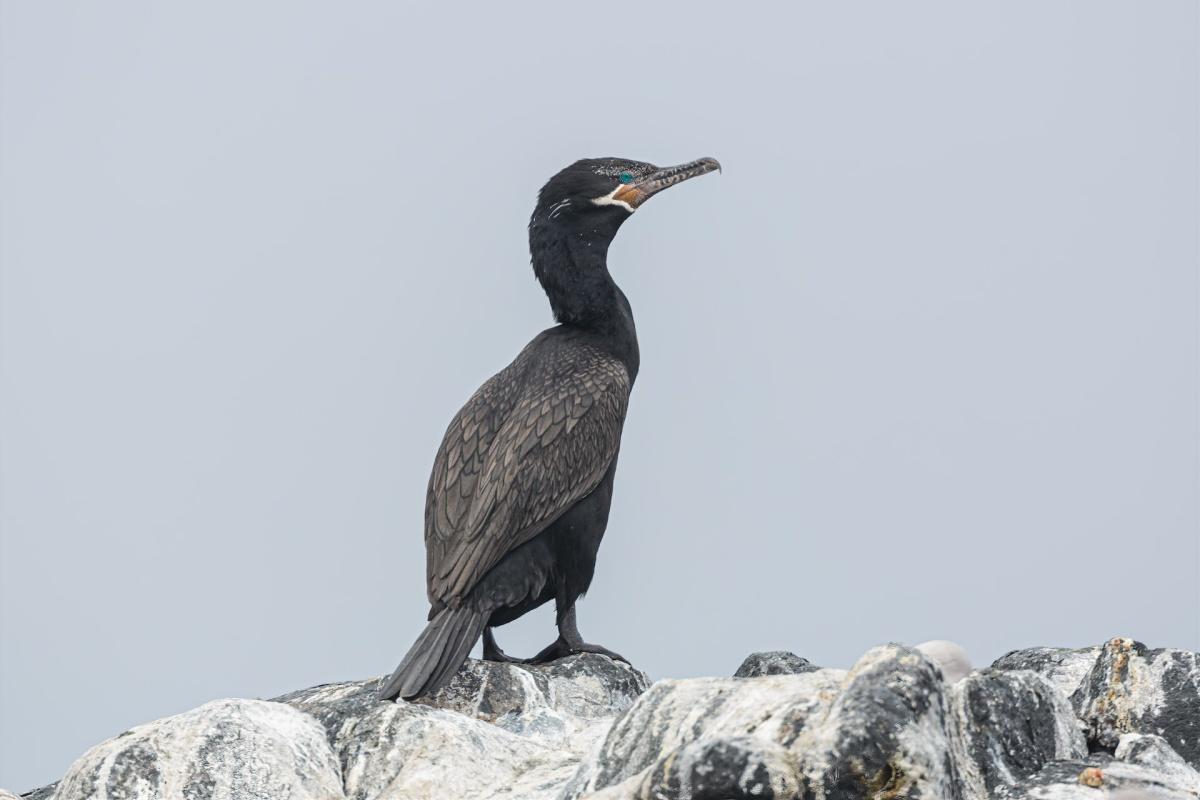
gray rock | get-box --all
[415,651,649,735]
[991,646,1102,700]
[1116,734,1200,794]
[1071,638,1200,767]
[52,699,343,800]
[795,644,961,799]
[276,654,647,800]
[733,650,818,677]
[18,786,56,800]
[30,641,1200,800]
[573,646,993,799]
[994,754,1200,799]
[948,669,1086,799]
[592,735,800,800]
[560,668,847,798]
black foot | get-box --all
[482,627,523,663]
[526,636,629,665]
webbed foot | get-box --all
[526,636,628,665]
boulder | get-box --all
[1115,734,1200,794]
[947,669,1086,799]
[560,669,845,798]
[991,645,1101,700]
[1071,638,1200,767]
[993,753,1200,799]
[52,699,343,800]
[274,654,647,800]
[795,645,960,799]
[733,650,818,677]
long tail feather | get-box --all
[378,606,486,701]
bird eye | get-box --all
[618,172,634,184]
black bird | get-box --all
[379,156,721,701]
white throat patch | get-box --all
[590,185,636,213]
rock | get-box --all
[1071,638,1200,767]
[947,669,1086,799]
[17,786,56,800]
[278,654,646,752]
[418,651,648,738]
[288,687,562,800]
[993,754,1200,799]
[991,646,1101,700]
[560,669,846,798]
[917,640,973,683]
[275,654,647,800]
[795,644,960,799]
[29,640,1200,800]
[733,650,818,677]
[593,735,801,800]
[1115,734,1200,794]
[52,698,342,800]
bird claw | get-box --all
[482,628,524,663]
[574,643,629,663]
[525,637,628,665]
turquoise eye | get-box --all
[618,172,634,184]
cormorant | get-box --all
[379,156,721,701]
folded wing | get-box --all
[424,338,630,607]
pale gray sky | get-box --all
[2,1,1197,791]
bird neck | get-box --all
[530,225,640,379]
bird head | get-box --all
[528,156,720,325]
[531,157,721,233]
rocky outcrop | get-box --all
[274,655,647,800]
[12,639,1199,800]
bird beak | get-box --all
[613,157,722,208]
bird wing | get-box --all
[424,338,630,606]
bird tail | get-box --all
[378,605,486,701]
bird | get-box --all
[378,156,721,701]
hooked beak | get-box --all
[613,157,722,209]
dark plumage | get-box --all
[379,156,720,701]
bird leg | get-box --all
[526,604,628,664]
[481,626,523,663]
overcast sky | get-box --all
[2,1,1197,791]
